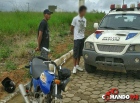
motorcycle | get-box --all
[19,47,71,103]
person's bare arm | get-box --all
[70,25,74,35]
[36,31,42,51]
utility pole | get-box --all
[27,2,29,11]
[123,0,124,5]
[79,0,85,7]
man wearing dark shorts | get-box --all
[70,6,87,74]
[35,9,53,59]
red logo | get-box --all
[102,88,139,102]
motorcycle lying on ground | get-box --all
[19,47,71,103]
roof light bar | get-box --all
[116,4,121,9]
[110,4,115,10]
[138,3,140,9]
[130,4,135,8]
[122,4,127,9]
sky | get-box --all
[0,0,139,12]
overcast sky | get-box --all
[0,0,139,12]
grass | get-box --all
[5,61,17,70]
[0,11,105,71]
[0,47,11,59]
[0,11,104,36]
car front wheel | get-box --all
[85,63,97,73]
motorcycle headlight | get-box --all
[128,45,140,52]
[84,42,94,50]
[40,73,47,83]
[61,78,70,92]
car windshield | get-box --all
[99,14,140,30]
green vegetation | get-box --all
[0,11,105,70]
[0,12,104,36]
[5,61,17,70]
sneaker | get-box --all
[76,66,83,71]
[73,67,77,74]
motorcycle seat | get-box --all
[31,57,48,79]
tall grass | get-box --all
[0,11,105,36]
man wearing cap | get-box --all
[36,9,53,58]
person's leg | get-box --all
[76,39,84,71]
[73,58,77,67]
[73,40,79,73]
[76,56,80,65]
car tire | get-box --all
[85,63,97,73]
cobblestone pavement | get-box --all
[62,58,140,103]
[8,58,140,103]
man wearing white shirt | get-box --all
[70,5,87,74]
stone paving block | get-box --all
[80,86,87,89]
[65,94,74,98]
[97,98,105,103]
[77,81,83,84]
[134,84,140,88]
[126,79,134,82]
[90,82,97,85]
[118,83,126,86]
[83,91,92,95]
[77,89,85,93]
[82,83,90,86]
[72,97,81,101]
[126,82,134,85]
[125,89,134,92]
[74,92,83,97]
[104,84,111,87]
[86,88,94,91]
[90,95,99,99]
[126,85,134,89]
[119,89,126,93]
[105,81,112,84]
[63,98,71,102]
[98,82,104,85]
[79,100,88,103]
[92,91,100,95]
[118,86,126,89]
[134,88,140,92]
[79,95,90,100]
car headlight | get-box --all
[128,45,140,52]
[84,42,94,50]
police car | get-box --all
[83,3,140,78]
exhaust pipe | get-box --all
[19,84,30,103]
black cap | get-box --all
[43,9,53,15]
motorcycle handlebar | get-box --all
[50,61,60,71]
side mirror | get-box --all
[94,23,99,29]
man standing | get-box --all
[36,9,53,58]
[70,5,87,74]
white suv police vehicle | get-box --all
[83,4,140,78]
